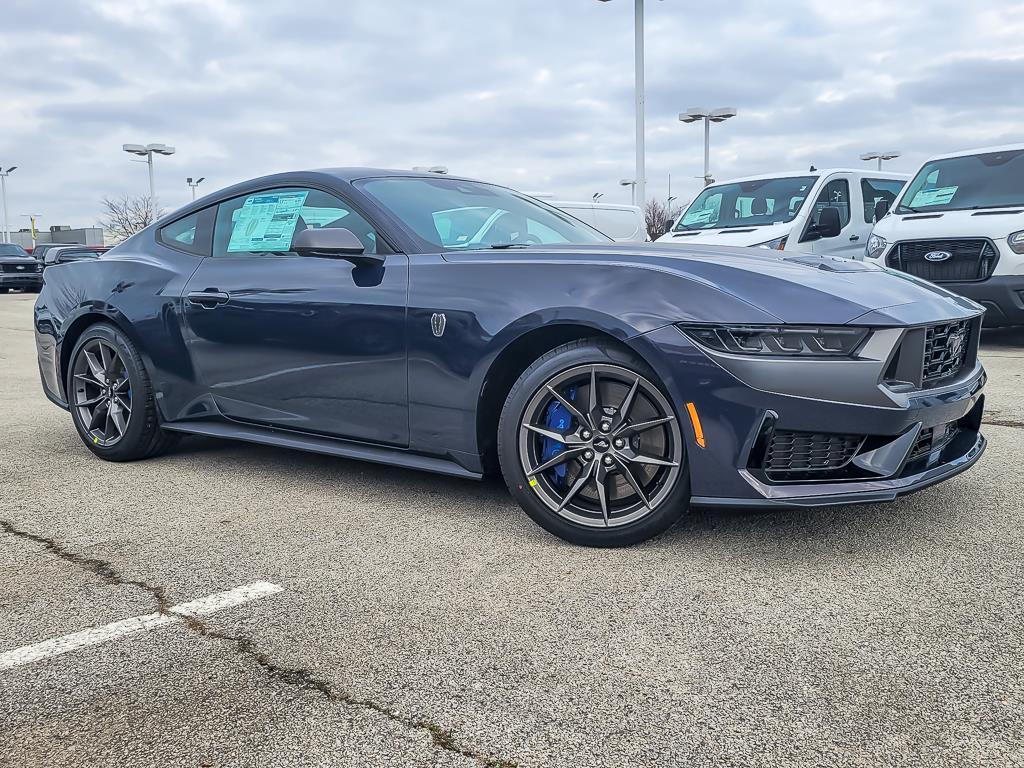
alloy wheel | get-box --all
[517,364,683,528]
[71,339,133,447]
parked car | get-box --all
[864,144,1024,326]
[548,201,647,242]
[657,169,908,259]
[35,168,986,546]
[31,242,83,265]
[0,243,43,293]
[42,245,109,268]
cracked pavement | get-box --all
[1,292,1023,767]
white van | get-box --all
[656,169,908,258]
[864,144,1024,326]
[550,201,647,242]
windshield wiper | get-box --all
[488,242,532,249]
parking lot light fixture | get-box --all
[680,108,737,187]
[123,143,176,213]
[619,178,638,206]
[187,176,206,201]
[860,151,902,171]
[0,166,16,243]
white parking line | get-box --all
[0,581,283,671]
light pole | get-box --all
[186,176,205,201]
[123,143,176,213]
[598,0,659,208]
[679,107,737,186]
[619,178,638,206]
[860,151,901,171]
[0,166,16,243]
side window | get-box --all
[810,178,850,229]
[212,187,381,258]
[158,207,214,256]
[861,178,905,222]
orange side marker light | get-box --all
[685,402,706,448]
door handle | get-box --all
[849,234,861,242]
[186,290,230,308]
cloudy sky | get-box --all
[1,0,1022,229]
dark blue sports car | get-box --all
[34,169,987,546]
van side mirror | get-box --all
[873,199,890,222]
[293,227,383,266]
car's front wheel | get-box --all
[67,323,178,461]
[498,339,690,547]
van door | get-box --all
[804,174,862,259]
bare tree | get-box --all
[99,195,163,242]
[644,199,682,240]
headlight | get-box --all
[865,233,888,260]
[1008,230,1024,254]
[752,235,788,250]
[678,324,869,357]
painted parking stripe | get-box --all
[0,581,283,671]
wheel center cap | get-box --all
[592,437,611,452]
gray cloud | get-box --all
[0,0,1021,228]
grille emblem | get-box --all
[430,312,446,337]
[16,265,25,270]
[947,330,966,360]
[924,250,952,262]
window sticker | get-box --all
[684,208,717,224]
[227,191,309,252]
[910,185,958,208]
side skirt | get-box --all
[161,420,483,481]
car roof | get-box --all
[922,143,1024,162]
[549,201,643,213]
[316,167,482,183]
[711,168,910,184]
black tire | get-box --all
[497,338,690,547]
[0,288,8,294]
[66,323,178,461]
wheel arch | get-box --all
[57,307,147,399]
[475,320,667,475]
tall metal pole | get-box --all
[877,157,883,171]
[703,117,711,186]
[0,173,8,243]
[147,151,156,208]
[634,0,646,208]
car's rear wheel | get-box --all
[498,339,690,547]
[67,323,177,461]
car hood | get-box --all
[521,243,984,325]
[872,208,1024,241]
[655,224,791,247]
[0,255,38,265]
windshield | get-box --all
[674,175,818,231]
[897,149,1024,213]
[356,176,612,251]
[0,244,29,257]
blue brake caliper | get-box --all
[541,386,577,487]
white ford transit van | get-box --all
[864,144,1024,326]
[550,201,647,242]
[656,169,908,258]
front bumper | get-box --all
[0,272,43,289]
[942,276,1024,327]
[632,324,987,508]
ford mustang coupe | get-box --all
[34,169,987,546]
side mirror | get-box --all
[814,206,843,239]
[293,228,383,266]
[873,198,890,222]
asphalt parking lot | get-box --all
[1,292,1022,768]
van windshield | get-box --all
[674,176,817,231]
[896,149,1024,213]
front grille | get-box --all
[923,319,971,386]
[886,239,997,282]
[1,263,38,273]
[763,430,863,480]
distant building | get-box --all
[10,224,107,250]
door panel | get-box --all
[182,254,409,446]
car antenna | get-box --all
[809,165,817,172]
